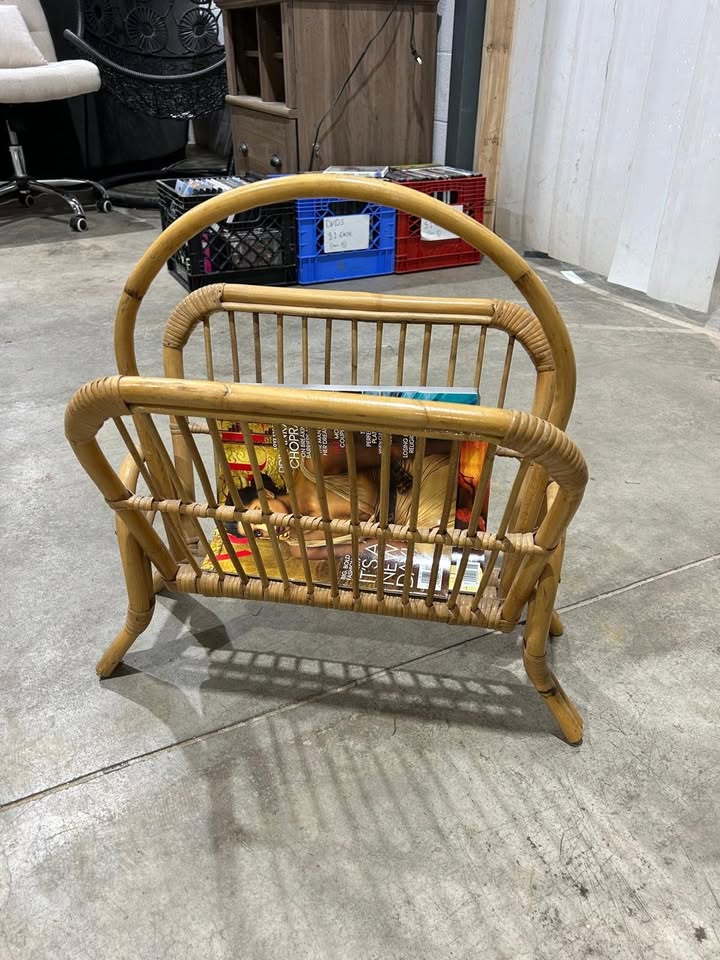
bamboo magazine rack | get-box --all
[66,175,588,743]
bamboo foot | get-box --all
[152,571,166,595]
[549,610,564,637]
[524,649,583,745]
[96,606,154,678]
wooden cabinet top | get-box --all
[217,0,438,9]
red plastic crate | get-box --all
[394,175,486,273]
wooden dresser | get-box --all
[217,0,439,174]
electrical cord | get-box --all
[307,0,404,171]
[410,1,422,64]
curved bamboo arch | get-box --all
[115,174,576,429]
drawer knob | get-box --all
[239,142,249,156]
[270,154,282,169]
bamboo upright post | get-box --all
[474,0,516,231]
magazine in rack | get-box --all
[202,387,489,599]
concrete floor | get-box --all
[1,204,720,959]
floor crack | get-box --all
[2,553,717,813]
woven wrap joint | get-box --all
[65,376,130,445]
[491,301,555,372]
[163,283,226,351]
[504,411,588,492]
[125,605,155,634]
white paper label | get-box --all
[323,214,370,253]
[421,204,464,242]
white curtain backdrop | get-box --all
[495,0,720,312]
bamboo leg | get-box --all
[97,516,155,678]
[97,452,157,678]
[523,553,582,745]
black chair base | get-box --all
[0,175,112,231]
[2,118,112,232]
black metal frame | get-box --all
[64,1,227,121]
[61,1,231,208]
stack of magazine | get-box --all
[173,176,250,197]
[323,166,390,178]
[385,165,480,182]
[202,386,489,600]
[324,165,479,182]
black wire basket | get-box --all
[157,178,298,291]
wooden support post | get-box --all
[474,0,516,231]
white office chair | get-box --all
[0,0,111,231]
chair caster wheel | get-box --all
[96,198,112,213]
[70,214,89,233]
[19,193,34,208]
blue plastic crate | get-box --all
[296,197,397,284]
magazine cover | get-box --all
[203,388,489,599]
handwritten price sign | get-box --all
[420,204,464,241]
[323,214,371,253]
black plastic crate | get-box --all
[157,178,297,291]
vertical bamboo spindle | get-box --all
[137,416,222,576]
[126,415,205,575]
[302,315,309,384]
[401,435,426,605]
[253,312,262,382]
[203,317,214,380]
[113,415,163,535]
[351,319,358,385]
[175,416,248,580]
[376,432,391,601]
[115,416,200,573]
[324,318,333,384]
[228,311,240,381]
[420,322,432,386]
[447,442,497,609]
[498,336,515,407]
[238,420,290,589]
[307,430,340,598]
[425,440,460,606]
[276,314,284,383]
[113,417,155,492]
[274,424,315,593]
[447,324,460,387]
[345,431,361,599]
[373,322,384,385]
[396,322,407,386]
[474,326,487,391]
[471,459,531,613]
[206,418,269,587]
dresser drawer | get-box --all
[230,105,299,175]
